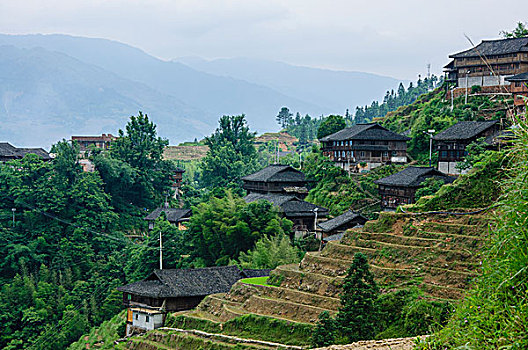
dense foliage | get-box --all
[236,233,301,269]
[416,116,528,350]
[0,143,126,349]
[187,192,293,266]
[335,253,380,342]
[200,115,259,190]
[410,150,505,211]
[316,114,347,140]
[303,148,405,216]
[379,87,509,162]
[354,76,441,124]
[311,311,337,347]
[94,112,175,214]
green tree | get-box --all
[317,115,346,140]
[311,311,337,347]
[96,112,175,210]
[336,253,379,342]
[501,21,528,38]
[276,107,293,128]
[237,232,300,269]
[188,192,292,266]
[201,115,258,189]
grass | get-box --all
[167,313,314,346]
[239,276,271,286]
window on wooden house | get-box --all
[146,315,150,323]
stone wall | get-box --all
[313,336,426,350]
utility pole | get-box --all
[450,86,455,111]
[424,129,436,167]
[465,70,470,104]
[276,139,279,164]
[11,208,15,227]
[159,229,163,270]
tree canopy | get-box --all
[336,253,379,342]
[187,192,292,266]
[200,115,259,190]
[317,115,346,140]
[501,21,528,38]
[276,107,293,129]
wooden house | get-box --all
[144,207,192,230]
[318,210,368,242]
[71,134,116,152]
[241,164,308,198]
[375,167,453,210]
[117,266,269,335]
[506,72,528,115]
[433,120,501,175]
[244,193,328,238]
[0,142,51,162]
[444,37,528,88]
[320,123,410,172]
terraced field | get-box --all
[120,211,490,349]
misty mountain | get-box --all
[0,45,211,147]
[175,56,405,114]
[0,34,404,148]
[0,34,326,144]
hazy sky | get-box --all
[1,0,527,79]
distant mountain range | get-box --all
[0,34,403,148]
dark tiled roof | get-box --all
[374,167,449,188]
[244,193,328,217]
[320,123,410,142]
[323,232,345,242]
[433,120,499,141]
[318,210,368,233]
[144,208,192,222]
[244,193,296,206]
[242,269,272,278]
[117,266,244,298]
[241,164,305,183]
[0,143,18,157]
[506,72,528,82]
[0,142,51,160]
[450,37,528,58]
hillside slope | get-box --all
[176,56,404,114]
[0,45,211,147]
[0,34,325,144]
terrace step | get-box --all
[321,240,475,269]
[413,222,489,236]
[300,251,415,278]
[269,264,343,298]
[127,328,292,350]
[196,294,245,322]
[226,281,341,311]
[343,231,484,251]
[241,294,335,324]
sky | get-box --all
[0,0,527,80]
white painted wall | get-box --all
[132,310,164,331]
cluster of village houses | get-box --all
[1,36,527,335]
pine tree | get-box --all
[311,311,337,347]
[336,253,380,342]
